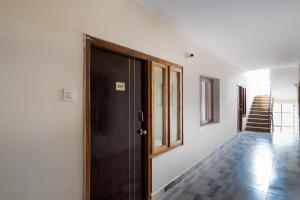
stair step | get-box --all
[250,110,270,115]
[247,122,270,128]
[255,96,269,98]
[252,108,270,110]
[253,104,269,106]
[248,118,270,123]
[246,96,273,133]
[252,103,270,106]
[252,104,270,107]
[254,98,269,101]
[248,114,270,119]
[251,107,270,111]
[253,99,270,102]
[245,126,271,133]
[253,99,269,101]
[251,109,269,111]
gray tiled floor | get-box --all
[159,131,300,200]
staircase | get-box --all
[245,95,273,133]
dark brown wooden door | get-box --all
[90,47,145,200]
[238,86,243,132]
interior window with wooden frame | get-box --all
[151,61,169,155]
[169,66,183,148]
[151,61,183,156]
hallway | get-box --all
[160,132,300,200]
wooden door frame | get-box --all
[84,35,150,200]
[298,82,300,138]
[237,85,243,132]
[237,84,247,132]
[83,34,182,200]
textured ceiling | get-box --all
[138,0,300,69]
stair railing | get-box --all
[268,90,274,132]
[272,98,274,132]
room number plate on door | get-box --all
[116,82,126,91]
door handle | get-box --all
[137,128,147,136]
[138,111,144,122]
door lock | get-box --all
[137,128,147,136]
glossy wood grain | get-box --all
[84,35,184,199]
[90,47,144,200]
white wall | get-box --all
[0,0,247,199]
[270,67,299,133]
[237,71,257,129]
[153,57,246,193]
[271,67,298,100]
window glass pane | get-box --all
[274,127,281,132]
[206,80,212,121]
[200,77,213,125]
[170,71,180,142]
[201,80,206,122]
[282,113,293,127]
[273,103,281,112]
[273,102,295,132]
[273,113,281,126]
[282,103,293,113]
[153,67,164,148]
[282,127,293,133]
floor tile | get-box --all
[267,193,291,200]
[159,132,300,200]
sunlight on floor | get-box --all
[251,144,273,191]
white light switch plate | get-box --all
[63,89,77,102]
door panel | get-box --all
[130,59,143,200]
[238,86,243,132]
[90,47,144,200]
